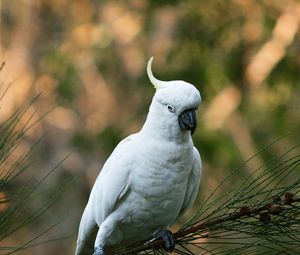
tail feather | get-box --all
[75,204,98,255]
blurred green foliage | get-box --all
[41,51,78,104]
[0,0,299,254]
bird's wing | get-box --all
[75,135,136,255]
[91,134,136,221]
[179,147,202,216]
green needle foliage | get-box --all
[111,141,300,255]
[0,86,72,254]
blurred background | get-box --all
[0,0,299,254]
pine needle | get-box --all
[0,88,72,254]
[111,141,300,255]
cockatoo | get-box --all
[75,57,202,255]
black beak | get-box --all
[178,109,197,135]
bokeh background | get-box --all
[0,0,299,254]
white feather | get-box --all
[75,58,202,255]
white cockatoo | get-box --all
[75,57,202,255]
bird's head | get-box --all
[145,57,201,138]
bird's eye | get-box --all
[167,104,175,113]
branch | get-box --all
[0,62,5,72]
[110,145,300,255]
[112,195,299,254]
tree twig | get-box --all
[114,194,299,254]
[110,147,300,254]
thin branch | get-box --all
[110,145,300,255]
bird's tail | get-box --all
[75,204,98,255]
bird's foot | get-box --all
[93,245,105,255]
[154,229,176,252]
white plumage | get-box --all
[75,57,202,255]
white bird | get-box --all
[75,57,202,255]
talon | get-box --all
[154,229,176,252]
[93,245,105,255]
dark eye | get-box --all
[167,104,175,113]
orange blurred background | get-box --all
[0,0,299,254]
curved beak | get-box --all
[178,109,197,135]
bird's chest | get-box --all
[127,145,193,223]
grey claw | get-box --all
[154,229,176,252]
[93,245,105,255]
